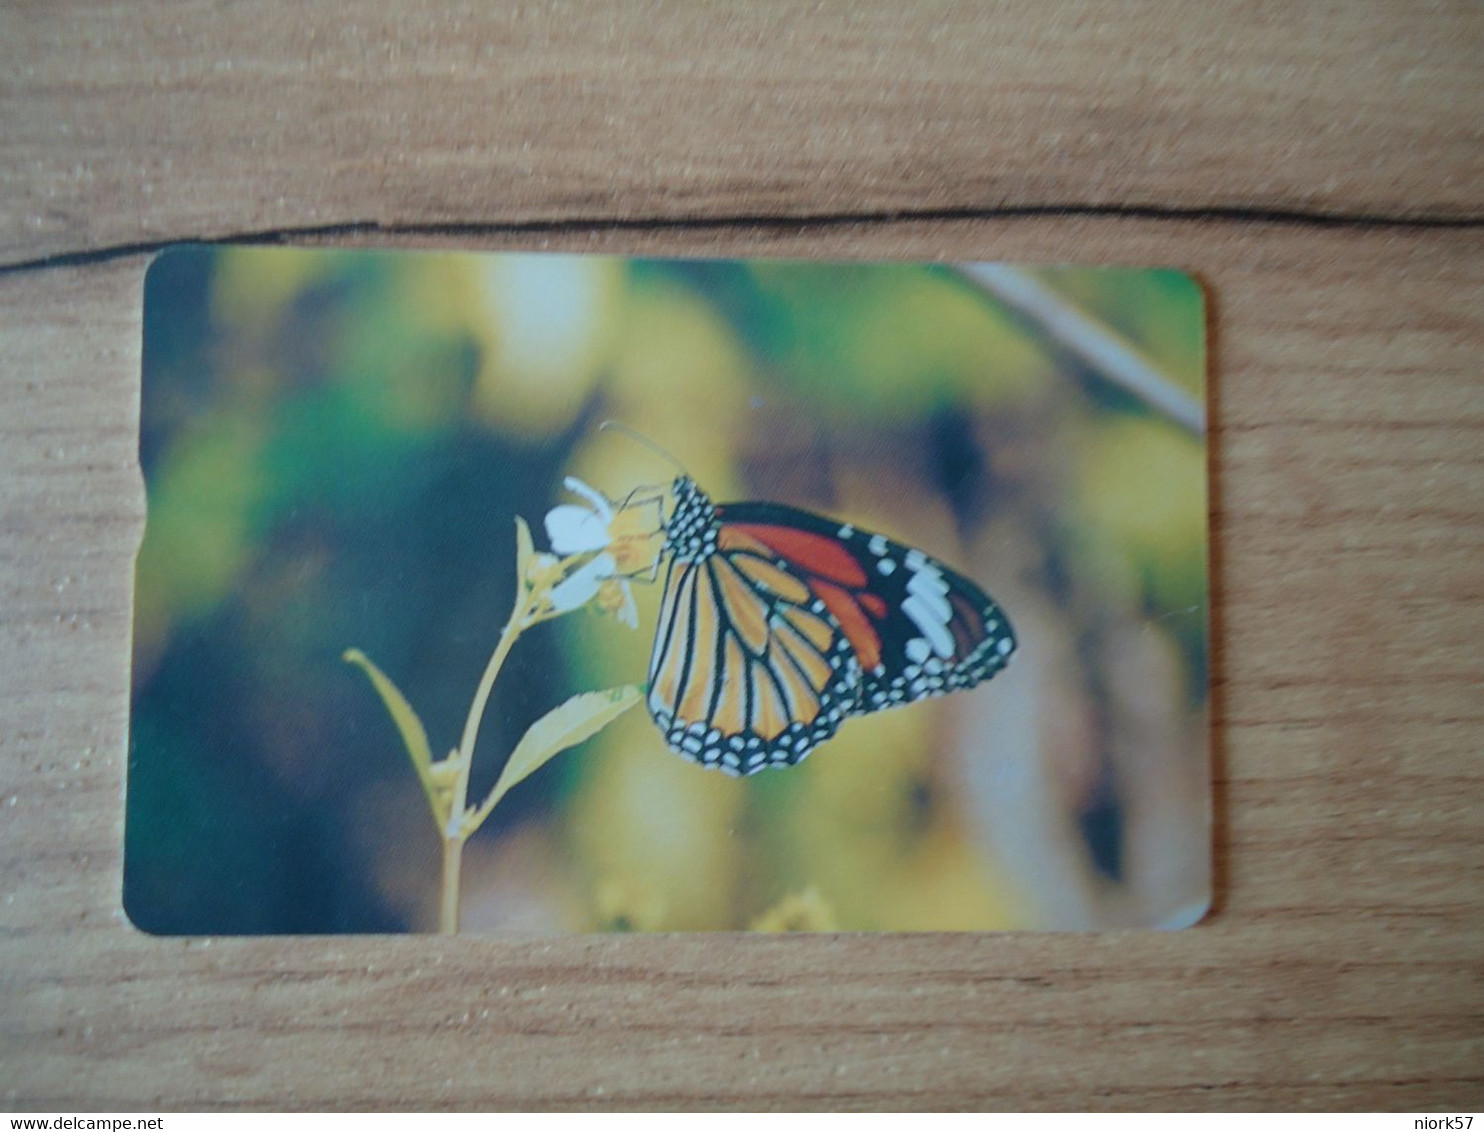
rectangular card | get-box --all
[126,245,1210,934]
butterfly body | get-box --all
[645,475,1016,776]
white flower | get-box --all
[541,477,659,629]
[545,477,665,574]
[544,477,615,556]
[548,551,618,614]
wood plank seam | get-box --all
[3,203,1481,276]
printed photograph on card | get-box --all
[125,245,1211,935]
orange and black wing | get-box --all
[645,530,863,776]
[714,503,1016,717]
[645,497,1015,776]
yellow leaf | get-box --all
[467,684,642,835]
[342,648,444,822]
[514,515,535,585]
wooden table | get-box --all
[3,2,1481,1112]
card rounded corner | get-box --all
[1155,266,1208,310]
[1158,894,1214,931]
[120,887,176,939]
[142,244,204,300]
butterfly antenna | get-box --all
[599,420,690,477]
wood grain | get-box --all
[3,0,1482,269]
[2,1,1482,1112]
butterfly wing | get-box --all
[646,544,864,777]
[715,502,1017,719]
[644,484,1015,777]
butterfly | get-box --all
[640,475,1016,777]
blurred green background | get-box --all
[126,244,1209,934]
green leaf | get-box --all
[514,515,535,586]
[343,648,445,822]
[466,684,642,836]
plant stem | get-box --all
[456,599,529,775]
[439,835,463,934]
[438,585,536,934]
[957,262,1206,437]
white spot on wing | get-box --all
[906,569,951,621]
[905,638,931,664]
[903,594,955,658]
